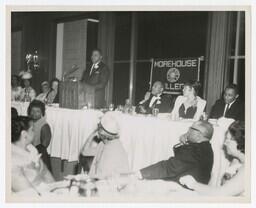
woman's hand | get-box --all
[179,175,197,190]
[179,133,188,144]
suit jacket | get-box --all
[140,141,213,184]
[210,99,244,121]
[136,93,173,114]
[81,62,110,108]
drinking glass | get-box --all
[87,102,92,109]
[109,103,114,111]
[117,105,124,112]
[152,108,159,117]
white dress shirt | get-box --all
[89,62,100,75]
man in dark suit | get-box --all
[136,81,173,114]
[210,84,244,121]
[133,121,214,184]
[81,49,109,108]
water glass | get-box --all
[117,105,124,112]
[152,108,159,117]
[109,103,114,111]
[87,102,92,109]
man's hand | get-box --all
[179,133,188,144]
[138,105,147,114]
[144,92,151,101]
[126,171,143,180]
[179,175,197,190]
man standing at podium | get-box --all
[81,49,110,108]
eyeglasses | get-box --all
[189,127,203,134]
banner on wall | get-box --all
[150,57,204,95]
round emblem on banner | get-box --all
[167,68,180,83]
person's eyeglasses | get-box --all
[189,127,202,134]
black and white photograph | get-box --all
[3,2,253,204]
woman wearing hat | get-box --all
[20,72,36,102]
[80,112,130,179]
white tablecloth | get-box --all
[11,102,103,162]
[46,107,103,161]
[11,102,229,186]
[11,101,30,116]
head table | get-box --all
[11,102,230,186]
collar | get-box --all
[152,93,162,99]
[92,61,101,67]
[226,99,236,107]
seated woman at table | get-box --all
[11,75,22,101]
[11,116,54,192]
[171,81,206,120]
[80,112,130,179]
[20,72,36,102]
[28,100,52,172]
[46,78,60,104]
[180,121,245,196]
[35,81,51,103]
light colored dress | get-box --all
[20,87,36,102]
[89,140,130,178]
[11,144,54,192]
[171,95,206,120]
[11,86,23,101]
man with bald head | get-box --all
[136,81,173,114]
[135,121,214,184]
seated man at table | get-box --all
[136,81,173,114]
[80,112,130,179]
[134,121,214,184]
[210,84,244,121]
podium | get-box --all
[59,80,95,109]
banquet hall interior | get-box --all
[10,11,247,198]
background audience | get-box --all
[46,78,60,104]
[36,81,51,103]
[20,72,36,102]
[11,75,22,101]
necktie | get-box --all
[224,103,230,117]
[89,64,95,76]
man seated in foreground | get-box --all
[80,112,130,179]
[180,121,245,196]
[134,121,214,184]
[136,81,173,114]
[11,116,54,192]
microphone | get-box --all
[63,65,79,80]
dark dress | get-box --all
[178,104,197,119]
